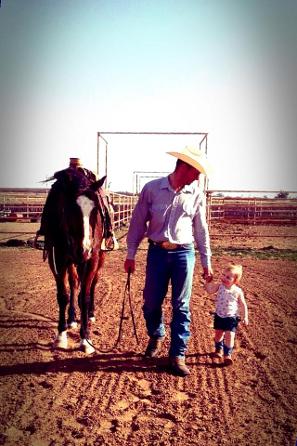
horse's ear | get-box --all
[90,175,106,191]
[54,169,72,182]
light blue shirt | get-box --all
[126,176,212,268]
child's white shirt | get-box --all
[215,284,244,318]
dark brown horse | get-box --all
[39,168,108,354]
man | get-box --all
[124,146,213,377]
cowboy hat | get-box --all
[167,146,212,177]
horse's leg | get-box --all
[88,271,99,322]
[88,252,105,322]
[67,263,79,329]
[49,248,69,349]
[78,260,100,354]
[88,270,98,323]
[55,275,69,348]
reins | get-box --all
[88,270,139,353]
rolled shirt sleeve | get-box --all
[192,195,212,269]
[126,186,150,259]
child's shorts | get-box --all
[214,314,240,332]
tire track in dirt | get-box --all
[204,352,235,437]
[0,310,55,323]
[75,372,116,422]
[187,291,235,442]
[91,373,157,443]
[239,269,297,415]
[90,372,124,415]
[92,274,144,355]
[121,372,187,445]
[190,285,291,446]
[238,327,295,414]
[1,240,297,445]
[88,275,203,444]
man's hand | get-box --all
[124,259,135,274]
[202,267,213,282]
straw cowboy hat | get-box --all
[167,146,212,177]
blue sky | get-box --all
[0,0,296,192]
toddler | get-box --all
[204,263,248,365]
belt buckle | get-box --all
[161,241,178,250]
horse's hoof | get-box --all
[55,331,68,349]
[89,316,96,323]
[68,321,78,329]
[80,339,95,355]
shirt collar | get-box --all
[160,176,195,193]
[160,176,170,189]
[222,284,236,292]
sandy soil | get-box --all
[0,224,296,446]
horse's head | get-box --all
[46,170,107,262]
[75,176,107,261]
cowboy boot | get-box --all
[170,356,190,377]
[144,337,164,358]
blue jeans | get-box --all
[143,244,196,357]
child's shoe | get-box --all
[224,354,233,366]
[215,347,223,358]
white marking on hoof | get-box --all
[55,331,68,349]
[112,236,119,250]
[80,339,95,355]
[89,316,96,323]
[68,321,78,329]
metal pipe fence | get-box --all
[108,192,138,229]
[0,188,138,227]
[207,191,297,226]
[1,188,297,227]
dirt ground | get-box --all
[0,223,296,446]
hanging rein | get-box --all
[85,270,139,353]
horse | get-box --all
[39,168,109,354]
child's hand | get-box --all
[242,317,249,325]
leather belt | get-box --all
[148,239,179,250]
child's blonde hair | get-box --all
[226,263,243,284]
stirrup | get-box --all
[101,235,119,251]
[33,231,40,249]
